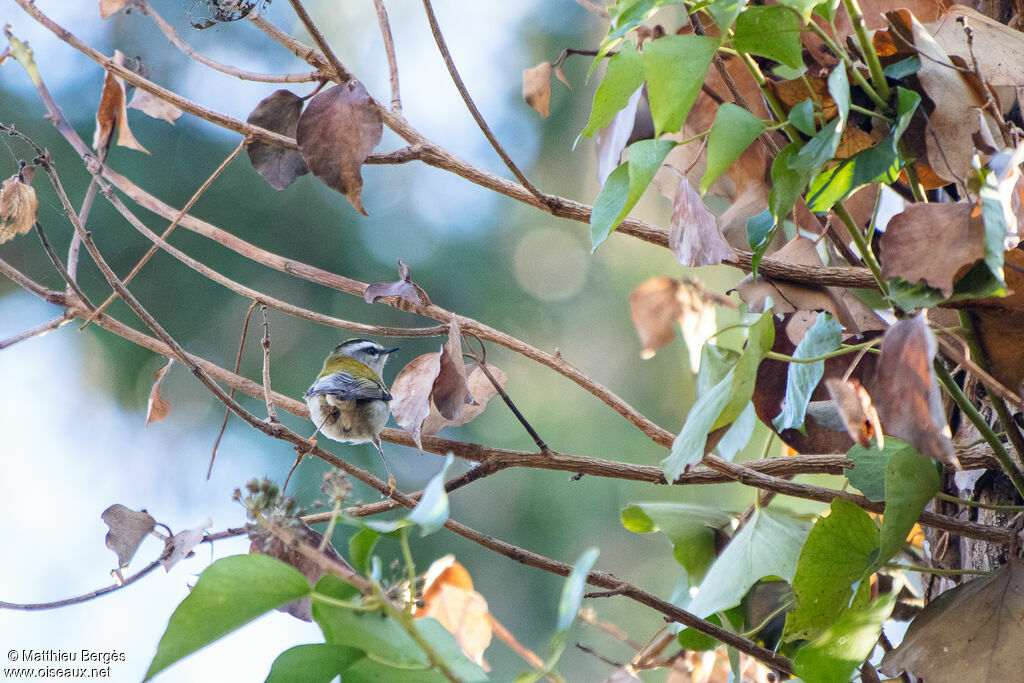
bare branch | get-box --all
[373,0,402,113]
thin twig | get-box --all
[33,221,94,313]
[0,561,161,611]
[372,0,402,113]
[67,180,98,281]
[285,0,352,83]
[0,314,70,350]
[139,1,323,83]
[260,305,279,422]
[421,0,548,204]
[80,138,248,329]
[209,301,261,479]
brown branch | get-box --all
[260,305,279,422]
[0,561,161,611]
[285,0,352,83]
[421,0,548,204]
[209,301,260,479]
[137,1,324,83]
[373,0,402,113]
[0,314,70,350]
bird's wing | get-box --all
[305,371,392,401]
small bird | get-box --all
[305,339,400,489]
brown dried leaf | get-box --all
[432,316,473,420]
[735,237,885,334]
[522,61,552,118]
[880,560,1024,681]
[250,522,352,622]
[629,277,716,371]
[422,364,507,436]
[669,176,735,267]
[879,202,981,296]
[767,76,837,120]
[99,0,127,19]
[873,313,954,463]
[101,504,156,569]
[246,89,309,191]
[964,249,1024,391]
[824,377,882,448]
[93,51,150,155]
[595,86,642,185]
[553,62,571,90]
[0,170,37,244]
[127,88,183,124]
[391,353,443,452]
[364,258,423,305]
[296,82,383,215]
[417,555,492,669]
[159,519,210,571]
[146,358,173,426]
[929,5,1024,87]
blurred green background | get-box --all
[0,1,826,680]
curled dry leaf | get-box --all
[422,364,507,436]
[824,377,882,448]
[93,50,150,155]
[417,555,492,669]
[629,276,715,372]
[879,202,981,297]
[880,560,1024,681]
[159,519,211,572]
[669,176,735,267]
[364,258,423,305]
[246,89,309,191]
[146,358,174,426]
[0,169,38,244]
[99,0,127,19]
[736,237,885,334]
[432,316,473,420]
[873,313,955,463]
[101,504,156,570]
[391,353,442,451]
[522,61,552,118]
[127,88,183,125]
[963,249,1024,391]
[296,81,383,215]
[250,522,352,622]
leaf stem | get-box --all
[374,578,460,682]
[803,19,890,114]
[933,361,1024,501]
[765,339,880,364]
[935,491,1024,512]
[842,0,891,103]
[833,203,889,297]
[399,528,418,617]
[883,562,989,576]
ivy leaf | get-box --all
[718,310,775,430]
[265,644,363,683]
[707,0,749,29]
[144,555,312,680]
[642,35,720,135]
[591,139,676,251]
[621,503,732,581]
[877,446,940,566]
[716,401,757,461]
[664,367,735,482]
[701,103,766,194]
[788,99,816,136]
[778,0,825,22]
[686,508,811,619]
[733,6,804,69]
[789,66,849,176]
[557,547,600,632]
[746,208,776,277]
[793,593,897,683]
[769,143,810,227]
[774,312,842,433]
[844,437,908,502]
[581,41,644,138]
[783,498,879,642]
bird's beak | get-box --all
[382,346,400,355]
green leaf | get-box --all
[643,35,720,135]
[265,643,364,683]
[701,103,766,194]
[884,56,921,79]
[716,401,757,461]
[707,0,749,29]
[348,527,379,575]
[582,41,644,138]
[978,166,1010,288]
[844,438,908,502]
[769,143,810,226]
[677,610,743,651]
[594,0,686,69]
[591,139,676,250]
[877,446,940,566]
[778,0,825,21]
[664,369,735,482]
[697,344,740,394]
[788,98,816,136]
[686,508,812,618]
[621,503,732,580]
[789,66,849,175]
[733,6,804,69]
[145,554,312,680]
[406,454,454,535]
[558,548,600,632]
[746,208,776,277]
[792,593,896,683]
[717,310,774,430]
[773,313,842,432]
[886,277,946,311]
[783,499,879,642]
